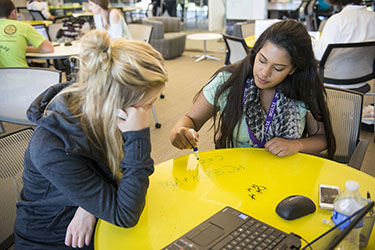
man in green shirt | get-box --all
[0,0,54,67]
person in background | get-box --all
[314,0,375,61]
[170,20,336,159]
[152,0,177,17]
[0,0,54,68]
[26,0,55,20]
[313,0,375,93]
[88,0,132,39]
[317,0,332,11]
[14,30,167,249]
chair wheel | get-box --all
[155,123,161,129]
[160,94,165,99]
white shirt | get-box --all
[314,5,375,60]
[94,10,132,39]
[27,0,52,20]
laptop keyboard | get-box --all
[163,206,301,250]
[212,218,288,250]
[166,218,289,250]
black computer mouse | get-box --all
[275,195,316,220]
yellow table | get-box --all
[94,148,375,249]
[22,20,53,27]
[245,35,255,48]
[49,4,82,10]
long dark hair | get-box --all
[203,20,335,159]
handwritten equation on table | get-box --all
[246,184,267,200]
[158,154,246,189]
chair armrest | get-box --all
[142,19,164,39]
[348,138,369,170]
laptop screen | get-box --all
[32,24,50,41]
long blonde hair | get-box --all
[59,30,167,176]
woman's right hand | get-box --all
[117,107,150,133]
[170,127,199,150]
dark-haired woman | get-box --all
[170,20,336,159]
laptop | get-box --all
[162,201,374,250]
[32,24,60,46]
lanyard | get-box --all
[242,78,278,148]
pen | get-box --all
[188,129,199,160]
[367,191,374,215]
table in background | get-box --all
[22,20,53,26]
[187,33,222,62]
[26,42,79,60]
[26,42,80,80]
[94,148,375,249]
[245,35,255,48]
[49,4,83,15]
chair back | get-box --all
[16,7,33,21]
[0,68,62,126]
[240,22,255,38]
[48,23,63,41]
[29,10,46,20]
[222,34,249,65]
[319,41,375,87]
[0,128,34,250]
[325,87,363,163]
[128,24,153,43]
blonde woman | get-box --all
[88,0,132,39]
[14,30,167,249]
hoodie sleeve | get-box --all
[29,127,154,228]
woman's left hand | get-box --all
[65,207,96,248]
[264,137,301,157]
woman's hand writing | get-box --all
[170,127,199,150]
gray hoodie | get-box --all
[14,82,154,249]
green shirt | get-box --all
[0,19,45,67]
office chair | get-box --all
[300,0,318,31]
[319,41,375,94]
[222,34,249,65]
[0,68,62,133]
[29,10,46,20]
[325,86,369,171]
[16,7,33,21]
[48,23,64,41]
[128,24,153,43]
[233,21,255,38]
[0,128,34,250]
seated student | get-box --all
[0,0,54,68]
[14,30,167,249]
[314,0,375,61]
[27,0,55,20]
[170,20,336,159]
[313,0,375,93]
[88,0,132,39]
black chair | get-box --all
[29,10,46,20]
[16,7,33,21]
[222,33,249,65]
[0,128,34,250]
[319,41,375,94]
